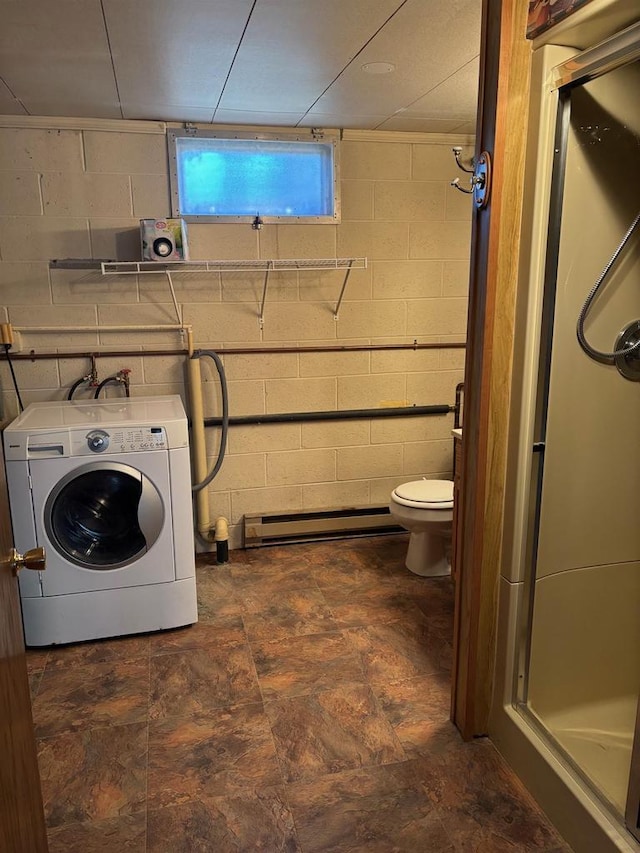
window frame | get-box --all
[167,127,341,225]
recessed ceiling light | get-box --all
[361,62,396,75]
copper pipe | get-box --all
[11,341,466,361]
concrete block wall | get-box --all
[0,122,471,549]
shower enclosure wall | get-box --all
[491,14,640,853]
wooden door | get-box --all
[0,437,48,851]
[451,0,532,738]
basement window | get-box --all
[168,129,340,224]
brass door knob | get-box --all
[10,547,46,575]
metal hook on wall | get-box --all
[450,147,492,210]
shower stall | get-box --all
[492,18,640,853]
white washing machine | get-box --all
[3,395,198,646]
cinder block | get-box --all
[342,181,374,220]
[303,480,370,509]
[336,444,403,481]
[83,131,167,174]
[336,300,406,338]
[265,377,336,414]
[42,173,132,218]
[337,221,408,261]
[0,173,42,216]
[374,181,445,221]
[0,216,90,261]
[0,262,51,305]
[341,142,410,180]
[409,221,472,260]
[267,448,336,486]
[406,298,468,337]
[0,128,83,172]
[302,420,370,448]
[373,260,442,300]
[230,485,303,524]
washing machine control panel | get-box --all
[112,427,168,453]
[73,427,168,455]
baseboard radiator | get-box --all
[243,504,404,548]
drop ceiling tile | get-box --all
[25,101,122,119]
[218,0,405,113]
[103,0,254,113]
[402,58,480,120]
[0,0,120,118]
[0,78,27,115]
[123,103,217,123]
[452,120,477,134]
[296,113,389,130]
[377,116,466,133]
[309,0,481,120]
[213,109,306,127]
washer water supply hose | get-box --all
[190,349,229,493]
[576,208,640,364]
[94,369,131,398]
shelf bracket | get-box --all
[333,260,354,319]
[258,261,272,329]
[166,271,183,326]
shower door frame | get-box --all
[514,20,640,841]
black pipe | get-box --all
[203,404,452,428]
[3,345,24,411]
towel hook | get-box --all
[450,147,492,210]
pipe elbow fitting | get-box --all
[215,516,229,542]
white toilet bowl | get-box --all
[389,479,454,577]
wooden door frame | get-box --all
[451,0,533,739]
[0,447,48,850]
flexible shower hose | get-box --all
[576,208,640,364]
[190,349,229,493]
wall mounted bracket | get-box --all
[451,148,492,209]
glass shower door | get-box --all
[520,37,640,832]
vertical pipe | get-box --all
[185,328,213,541]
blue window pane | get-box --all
[174,137,335,218]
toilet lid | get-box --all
[392,479,454,509]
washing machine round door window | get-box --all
[44,461,165,570]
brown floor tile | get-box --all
[46,635,150,669]
[37,721,147,828]
[413,725,569,852]
[32,535,569,852]
[309,545,392,590]
[286,760,453,853]
[47,813,146,853]
[149,640,261,720]
[252,631,366,701]
[265,683,405,783]
[25,647,50,673]
[147,789,300,853]
[147,704,282,809]
[32,659,149,737]
[230,560,314,596]
[149,616,245,655]
[239,543,312,569]
[29,668,45,700]
[196,565,244,621]
[344,617,439,686]
[242,586,338,642]
[322,583,427,628]
[372,672,452,754]
[400,574,455,618]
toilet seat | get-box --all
[391,479,454,509]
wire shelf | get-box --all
[97,258,367,275]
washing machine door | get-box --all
[45,461,164,570]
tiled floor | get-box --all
[27,534,571,852]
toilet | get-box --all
[389,479,454,577]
